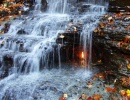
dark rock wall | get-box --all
[109,0,130,6]
[108,0,130,12]
[92,12,130,76]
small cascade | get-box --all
[78,1,108,68]
[47,0,68,13]
[34,0,42,10]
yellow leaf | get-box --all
[127,64,130,69]
[126,89,130,96]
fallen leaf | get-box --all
[126,89,130,97]
[109,21,114,25]
[87,96,93,100]
[97,60,102,63]
[94,29,98,33]
[88,84,93,88]
[120,90,126,96]
[127,64,130,69]
[108,16,113,22]
[92,94,102,100]
[106,87,113,92]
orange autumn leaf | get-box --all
[120,90,126,96]
[94,73,103,77]
[100,22,106,28]
[114,13,122,18]
[92,94,102,100]
[106,87,113,92]
[94,72,105,80]
[87,96,93,100]
[109,21,114,25]
[124,36,130,43]
[9,3,23,9]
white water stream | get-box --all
[0,0,107,99]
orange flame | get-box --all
[82,52,84,58]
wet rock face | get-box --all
[41,0,47,11]
[92,12,130,76]
[78,4,91,13]
[3,55,13,67]
[17,29,27,35]
[0,55,13,78]
[109,0,130,6]
[108,0,130,12]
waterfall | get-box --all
[0,0,108,99]
[77,0,108,69]
[47,0,68,13]
[34,0,42,10]
[0,0,108,73]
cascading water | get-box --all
[47,0,68,13]
[35,0,42,10]
[0,0,108,99]
[80,4,107,68]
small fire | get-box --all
[81,51,84,58]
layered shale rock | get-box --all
[92,12,130,79]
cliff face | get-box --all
[92,12,130,77]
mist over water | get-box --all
[0,0,107,99]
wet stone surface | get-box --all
[92,12,130,89]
